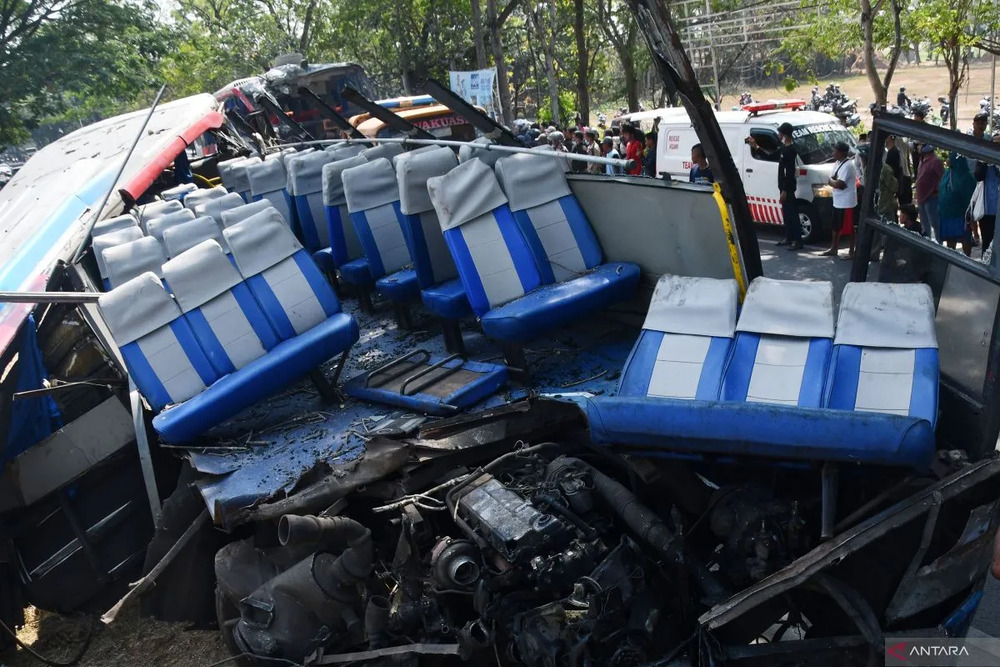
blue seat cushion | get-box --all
[338,257,373,287]
[421,279,471,320]
[312,248,336,274]
[376,269,420,303]
[480,262,640,343]
[153,313,359,443]
[344,356,507,417]
[582,396,937,470]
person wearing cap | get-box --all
[897,86,910,109]
[747,121,802,249]
[601,136,621,176]
[822,140,858,258]
[548,130,568,152]
[916,144,944,238]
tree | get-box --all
[860,0,904,107]
[528,0,562,124]
[595,0,640,112]
[486,0,520,124]
[573,0,589,123]
[0,0,171,149]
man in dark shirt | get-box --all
[749,122,801,249]
[689,143,714,184]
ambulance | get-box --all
[656,100,857,242]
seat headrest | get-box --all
[224,207,303,277]
[217,156,250,190]
[737,278,835,338]
[459,137,502,168]
[163,216,227,258]
[183,186,228,211]
[230,157,262,192]
[643,275,740,338]
[147,208,197,243]
[284,149,316,191]
[393,144,440,168]
[247,159,287,195]
[162,240,243,313]
[322,156,368,207]
[220,200,274,228]
[343,158,399,213]
[396,147,459,215]
[104,237,167,289]
[266,148,296,161]
[325,144,367,159]
[287,151,338,196]
[495,151,573,211]
[136,199,184,227]
[193,192,246,224]
[93,227,144,278]
[93,214,138,238]
[361,143,404,163]
[835,282,937,349]
[428,158,508,231]
[98,272,180,345]
[160,183,198,201]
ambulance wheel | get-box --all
[798,202,823,243]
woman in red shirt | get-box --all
[623,125,644,176]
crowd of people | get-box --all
[512,120,660,177]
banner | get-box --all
[448,68,496,108]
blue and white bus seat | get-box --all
[312,156,371,302]
[146,208,196,245]
[342,157,420,326]
[458,137,501,168]
[394,145,442,167]
[229,156,262,203]
[223,207,359,400]
[93,227,143,290]
[220,200,274,229]
[246,159,293,226]
[720,278,834,408]
[616,275,739,400]
[191,192,245,227]
[136,199,184,233]
[92,214,139,238]
[395,146,470,352]
[494,151,636,295]
[360,143,404,163]
[182,185,228,213]
[160,182,198,202]
[97,231,359,444]
[344,349,508,416]
[288,151,338,251]
[426,157,640,372]
[162,215,230,259]
[103,236,167,290]
[217,156,249,192]
[579,277,940,539]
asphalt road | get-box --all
[755,226,1000,637]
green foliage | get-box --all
[0,0,172,149]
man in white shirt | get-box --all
[821,141,858,259]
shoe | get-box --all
[776,240,790,246]
[819,249,837,256]
[786,242,803,251]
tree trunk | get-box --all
[574,0,589,124]
[529,3,559,123]
[471,0,487,70]
[860,0,886,106]
[486,0,514,125]
[298,0,317,53]
[623,42,639,112]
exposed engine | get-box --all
[216,446,810,665]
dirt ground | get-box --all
[0,606,229,667]
[719,60,1000,130]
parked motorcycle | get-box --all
[938,96,950,126]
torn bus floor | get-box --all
[179,297,636,529]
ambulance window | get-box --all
[749,129,781,162]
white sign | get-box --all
[449,68,496,108]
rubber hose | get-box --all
[278,514,369,547]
